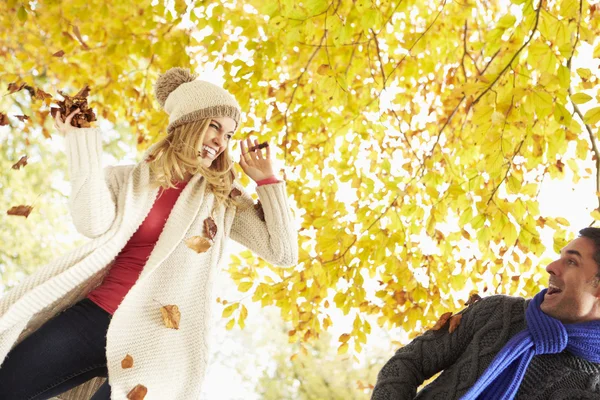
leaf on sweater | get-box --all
[121,354,134,369]
[11,155,28,170]
[203,217,217,240]
[14,115,29,122]
[431,311,452,330]
[126,384,147,400]
[255,200,265,221]
[160,305,181,329]
[7,205,33,218]
[0,112,9,126]
[448,314,462,333]
[52,50,65,57]
[185,236,212,253]
[465,293,482,306]
[229,187,242,199]
[54,86,97,128]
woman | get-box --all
[0,67,298,399]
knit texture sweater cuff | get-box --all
[65,128,103,178]
[256,182,291,224]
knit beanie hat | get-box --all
[154,67,241,133]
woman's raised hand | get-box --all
[239,137,276,182]
[53,109,80,136]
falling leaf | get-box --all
[431,312,452,331]
[52,50,65,57]
[448,314,463,333]
[160,305,181,329]
[74,85,91,99]
[255,200,265,222]
[14,115,29,122]
[203,217,217,240]
[465,293,482,306]
[35,88,53,102]
[0,113,10,126]
[145,154,156,163]
[11,155,28,170]
[184,236,212,253]
[121,354,134,369]
[229,187,242,199]
[7,205,33,218]
[72,25,90,50]
[126,384,147,400]
[7,82,25,94]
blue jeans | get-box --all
[0,298,112,400]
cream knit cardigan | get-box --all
[0,129,298,399]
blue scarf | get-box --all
[461,289,600,400]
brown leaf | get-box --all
[52,50,65,57]
[11,155,28,170]
[121,354,134,369]
[160,305,181,330]
[35,88,53,102]
[229,187,242,199]
[254,200,265,222]
[465,293,482,307]
[248,142,269,152]
[72,25,90,50]
[203,217,217,240]
[0,113,10,126]
[184,236,212,253]
[448,314,463,333]
[7,205,33,218]
[431,312,452,331]
[74,85,91,99]
[7,82,25,94]
[14,115,29,122]
[126,384,147,400]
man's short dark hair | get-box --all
[579,227,600,278]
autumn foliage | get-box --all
[1,0,600,358]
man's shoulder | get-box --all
[459,293,528,320]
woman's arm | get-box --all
[230,138,298,266]
[56,110,119,238]
[230,182,298,266]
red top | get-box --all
[87,176,280,315]
[87,180,188,314]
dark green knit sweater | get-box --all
[372,295,600,399]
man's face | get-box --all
[540,237,600,324]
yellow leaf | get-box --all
[238,281,254,292]
[226,318,235,330]
[571,93,593,104]
[576,68,592,80]
[555,217,570,226]
[337,342,349,355]
[584,107,600,125]
[222,303,239,318]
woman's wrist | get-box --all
[255,176,280,186]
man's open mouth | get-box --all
[547,285,562,295]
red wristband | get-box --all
[256,176,281,186]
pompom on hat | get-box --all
[154,67,241,133]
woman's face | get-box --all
[199,117,236,168]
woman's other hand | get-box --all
[239,137,276,182]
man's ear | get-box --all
[593,277,600,298]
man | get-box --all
[372,228,600,399]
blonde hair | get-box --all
[146,119,237,208]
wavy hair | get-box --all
[146,119,237,208]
